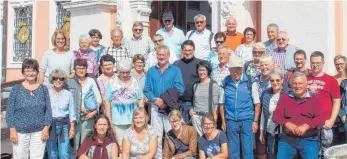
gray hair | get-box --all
[132,21,143,28]
[194,14,206,22]
[49,68,67,84]
[278,31,289,40]
[156,45,170,55]
[267,23,279,32]
[269,69,283,79]
[153,34,163,39]
[110,28,123,37]
[79,35,91,44]
[226,15,237,24]
[117,59,132,72]
[252,42,266,50]
[334,55,347,64]
[291,72,307,83]
[217,45,230,53]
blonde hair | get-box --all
[168,110,185,125]
[51,29,67,47]
[131,107,149,130]
[259,55,274,64]
[252,42,266,50]
[157,45,170,55]
[202,114,216,128]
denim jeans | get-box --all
[277,134,319,159]
[266,132,277,159]
[182,101,192,124]
[226,119,254,159]
[47,124,70,159]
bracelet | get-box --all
[253,120,259,123]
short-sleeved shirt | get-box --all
[186,29,215,60]
[307,73,340,120]
[235,44,253,64]
[199,130,228,157]
[193,82,219,113]
[224,32,243,52]
[124,35,155,58]
[123,126,158,158]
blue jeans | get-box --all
[277,134,319,159]
[47,124,70,159]
[226,119,254,159]
[266,133,277,159]
[182,102,192,124]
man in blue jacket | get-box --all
[219,56,258,159]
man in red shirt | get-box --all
[273,72,325,158]
[307,51,341,153]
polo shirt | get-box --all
[224,31,244,52]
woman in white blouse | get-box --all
[235,27,256,64]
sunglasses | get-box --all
[270,79,281,83]
[53,77,65,81]
[195,21,204,24]
[154,39,163,43]
[164,20,171,23]
[277,38,286,41]
[215,41,224,44]
[134,29,143,32]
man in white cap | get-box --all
[219,56,257,159]
[156,11,185,63]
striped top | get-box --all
[124,35,155,58]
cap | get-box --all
[162,12,173,21]
[229,56,243,68]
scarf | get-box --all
[77,136,117,159]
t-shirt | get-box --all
[198,130,228,157]
[193,82,219,113]
[224,32,244,52]
[307,73,340,120]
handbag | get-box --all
[84,85,97,112]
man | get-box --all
[124,21,155,58]
[186,14,215,60]
[144,45,184,158]
[146,34,164,69]
[208,32,234,70]
[273,72,325,158]
[224,16,244,53]
[101,28,132,71]
[156,12,185,63]
[220,56,258,159]
[284,49,311,88]
[268,31,299,73]
[264,23,279,54]
[97,54,117,98]
[173,40,204,123]
[307,51,341,154]
[211,45,233,87]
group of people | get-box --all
[5,11,347,159]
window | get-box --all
[56,1,70,48]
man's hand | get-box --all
[252,122,259,133]
[154,98,164,108]
[294,123,310,136]
[323,118,335,129]
[284,122,297,133]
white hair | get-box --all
[79,35,91,44]
[110,28,123,37]
[194,14,206,22]
[259,55,274,64]
[117,59,132,72]
[252,42,266,50]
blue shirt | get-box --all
[208,50,219,70]
[6,84,52,133]
[156,26,185,62]
[88,45,105,62]
[264,40,277,54]
[144,64,185,102]
[48,89,77,122]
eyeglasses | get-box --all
[153,39,163,43]
[198,69,208,72]
[270,79,281,83]
[277,38,287,42]
[310,62,323,66]
[164,20,171,23]
[195,21,204,24]
[203,123,214,127]
[335,63,345,66]
[215,41,224,44]
[53,77,65,81]
[245,33,254,36]
[119,71,130,75]
[134,29,143,32]
[253,51,265,54]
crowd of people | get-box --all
[5,11,347,159]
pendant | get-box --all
[30,91,34,96]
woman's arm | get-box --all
[111,143,119,159]
[211,143,228,159]
[199,150,206,159]
[163,135,171,159]
[122,138,131,159]
[78,153,90,159]
[143,136,158,159]
[138,99,144,107]
[38,72,45,84]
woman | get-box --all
[77,115,119,159]
[97,54,117,98]
[6,59,52,159]
[236,27,256,64]
[122,107,158,159]
[47,68,76,158]
[259,71,286,159]
[104,59,144,147]
[131,54,146,90]
[39,30,75,86]
[244,42,266,78]
[164,110,198,159]
[339,62,347,143]
[198,114,228,159]
[334,55,347,84]
[190,61,219,136]
[74,35,98,78]
[88,29,105,62]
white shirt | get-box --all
[236,44,253,64]
[186,29,215,60]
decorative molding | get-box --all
[129,0,152,17]
[62,0,117,12]
[115,0,122,28]
[9,0,34,8]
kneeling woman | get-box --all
[164,110,198,159]
[77,115,119,159]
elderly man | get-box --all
[211,45,234,87]
[273,72,325,159]
[101,28,132,71]
[284,50,312,88]
[186,14,215,60]
[156,12,185,63]
[124,21,155,58]
[144,45,184,158]
[307,51,341,154]
[146,34,164,69]
[264,23,279,54]
[224,16,244,53]
[220,56,257,159]
[174,40,204,123]
[268,31,298,73]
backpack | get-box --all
[192,79,217,115]
[188,30,214,51]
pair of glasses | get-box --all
[53,77,65,81]
[134,29,143,32]
[253,51,265,54]
[164,20,171,23]
[195,21,204,24]
[277,38,286,41]
[270,79,281,83]
[215,41,224,44]
[119,71,130,75]
[154,39,163,43]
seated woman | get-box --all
[77,115,119,159]
[164,110,198,159]
[199,115,228,159]
[122,107,158,159]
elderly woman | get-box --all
[6,59,52,159]
[46,68,76,158]
[236,27,256,64]
[198,114,228,159]
[88,29,105,62]
[122,107,158,159]
[244,42,265,78]
[97,54,117,98]
[74,35,98,78]
[131,54,146,90]
[77,115,119,159]
[259,70,286,159]
[163,110,197,159]
[190,61,219,136]
[39,30,75,86]
[104,59,144,148]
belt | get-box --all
[195,111,209,116]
